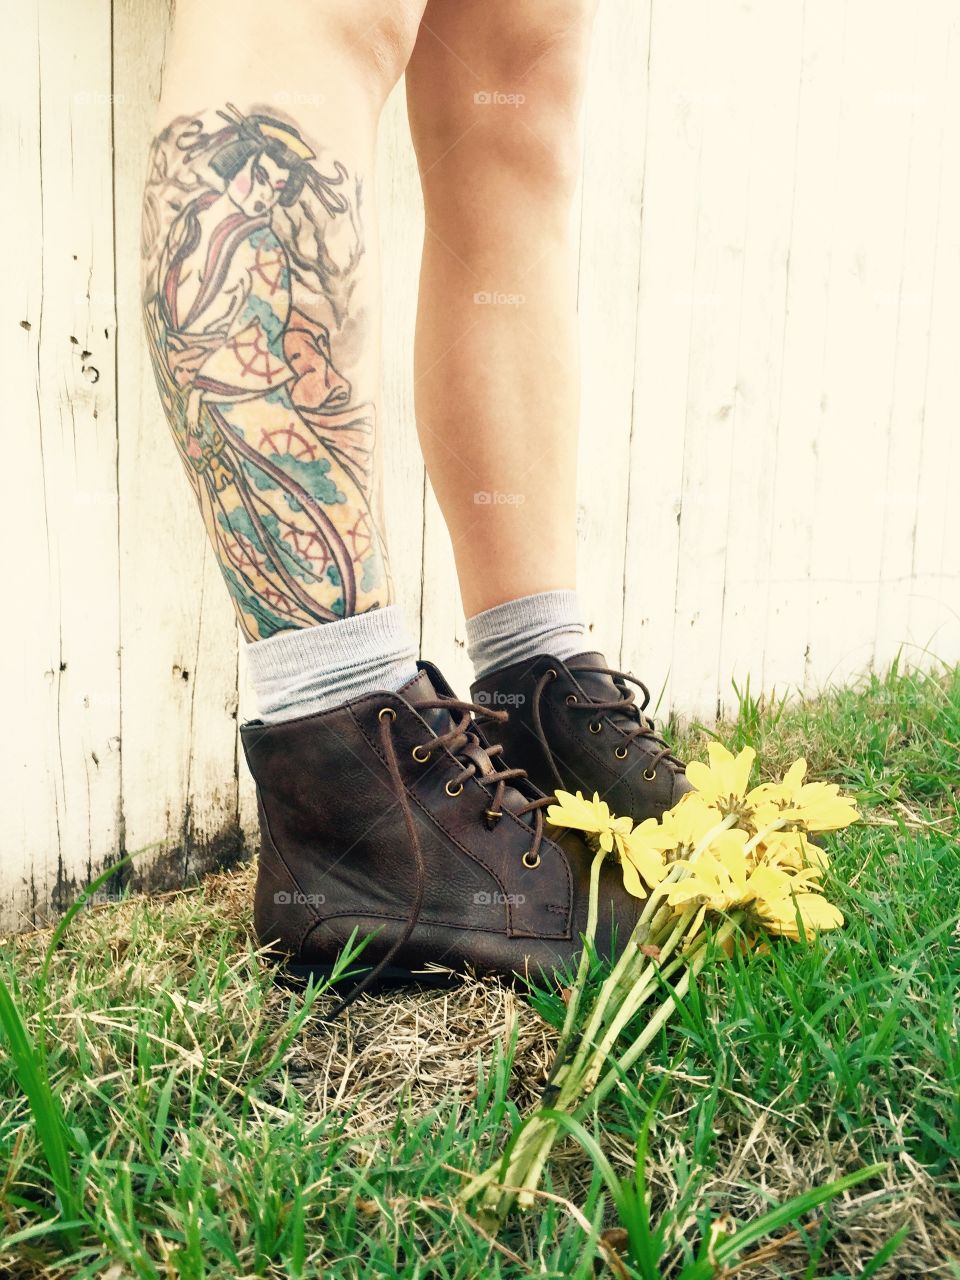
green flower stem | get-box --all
[505,1119,558,1211]
[602,901,675,1014]
[544,848,608,1089]
[486,917,724,1215]
[564,867,684,1069]
[468,813,744,1218]
[554,905,698,1102]
[460,1113,551,1207]
[476,926,683,1217]
[463,881,681,1212]
[571,813,736,1055]
[574,924,675,1080]
[458,1164,498,1206]
[537,911,696,1131]
[499,1121,560,1208]
[468,916,742,1221]
[568,908,699,1098]
[473,1112,560,1218]
[576,916,741,1120]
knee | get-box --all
[508,7,597,190]
[412,0,598,195]
[332,0,426,98]
[500,1,598,113]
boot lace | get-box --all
[530,663,685,791]
[332,696,552,1016]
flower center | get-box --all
[717,794,753,822]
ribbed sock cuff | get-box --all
[465,589,587,679]
[245,605,419,722]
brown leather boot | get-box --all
[240,662,642,1007]
[471,652,692,824]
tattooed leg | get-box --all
[142,0,427,639]
[405,0,599,617]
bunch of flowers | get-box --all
[461,743,859,1223]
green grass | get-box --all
[1,658,958,1277]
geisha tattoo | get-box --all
[142,105,391,639]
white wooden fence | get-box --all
[3,0,958,930]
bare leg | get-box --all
[406,4,689,829]
[142,0,426,638]
[405,0,598,617]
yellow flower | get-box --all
[546,790,634,854]
[758,891,844,938]
[619,827,669,897]
[679,748,857,837]
[758,829,830,875]
[629,792,725,861]
[546,790,671,896]
[747,757,859,833]
[665,832,793,935]
[685,743,756,815]
[662,826,843,942]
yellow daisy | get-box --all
[747,757,859,833]
[758,829,830,875]
[629,792,724,862]
[665,832,792,934]
[546,789,634,855]
[758,891,844,938]
[619,827,669,897]
[685,743,757,816]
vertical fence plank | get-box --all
[661,0,755,722]
[1,0,64,926]
[872,5,953,670]
[714,1,804,718]
[760,3,846,699]
[804,1,918,693]
[575,0,651,665]
[113,0,247,891]
[0,0,122,929]
[620,0,705,720]
[907,12,960,663]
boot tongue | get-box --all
[400,668,538,826]
[564,651,653,731]
[398,668,450,735]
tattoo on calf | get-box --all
[141,105,391,639]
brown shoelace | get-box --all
[530,663,685,791]
[331,696,553,1016]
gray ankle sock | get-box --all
[244,605,420,722]
[466,589,587,679]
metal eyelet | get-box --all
[485,808,503,821]
[412,744,432,763]
[545,668,558,681]
[589,721,603,734]
[522,850,541,869]
[445,780,464,797]
[378,707,396,722]
[566,694,578,705]
[614,745,628,759]
[643,767,657,781]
